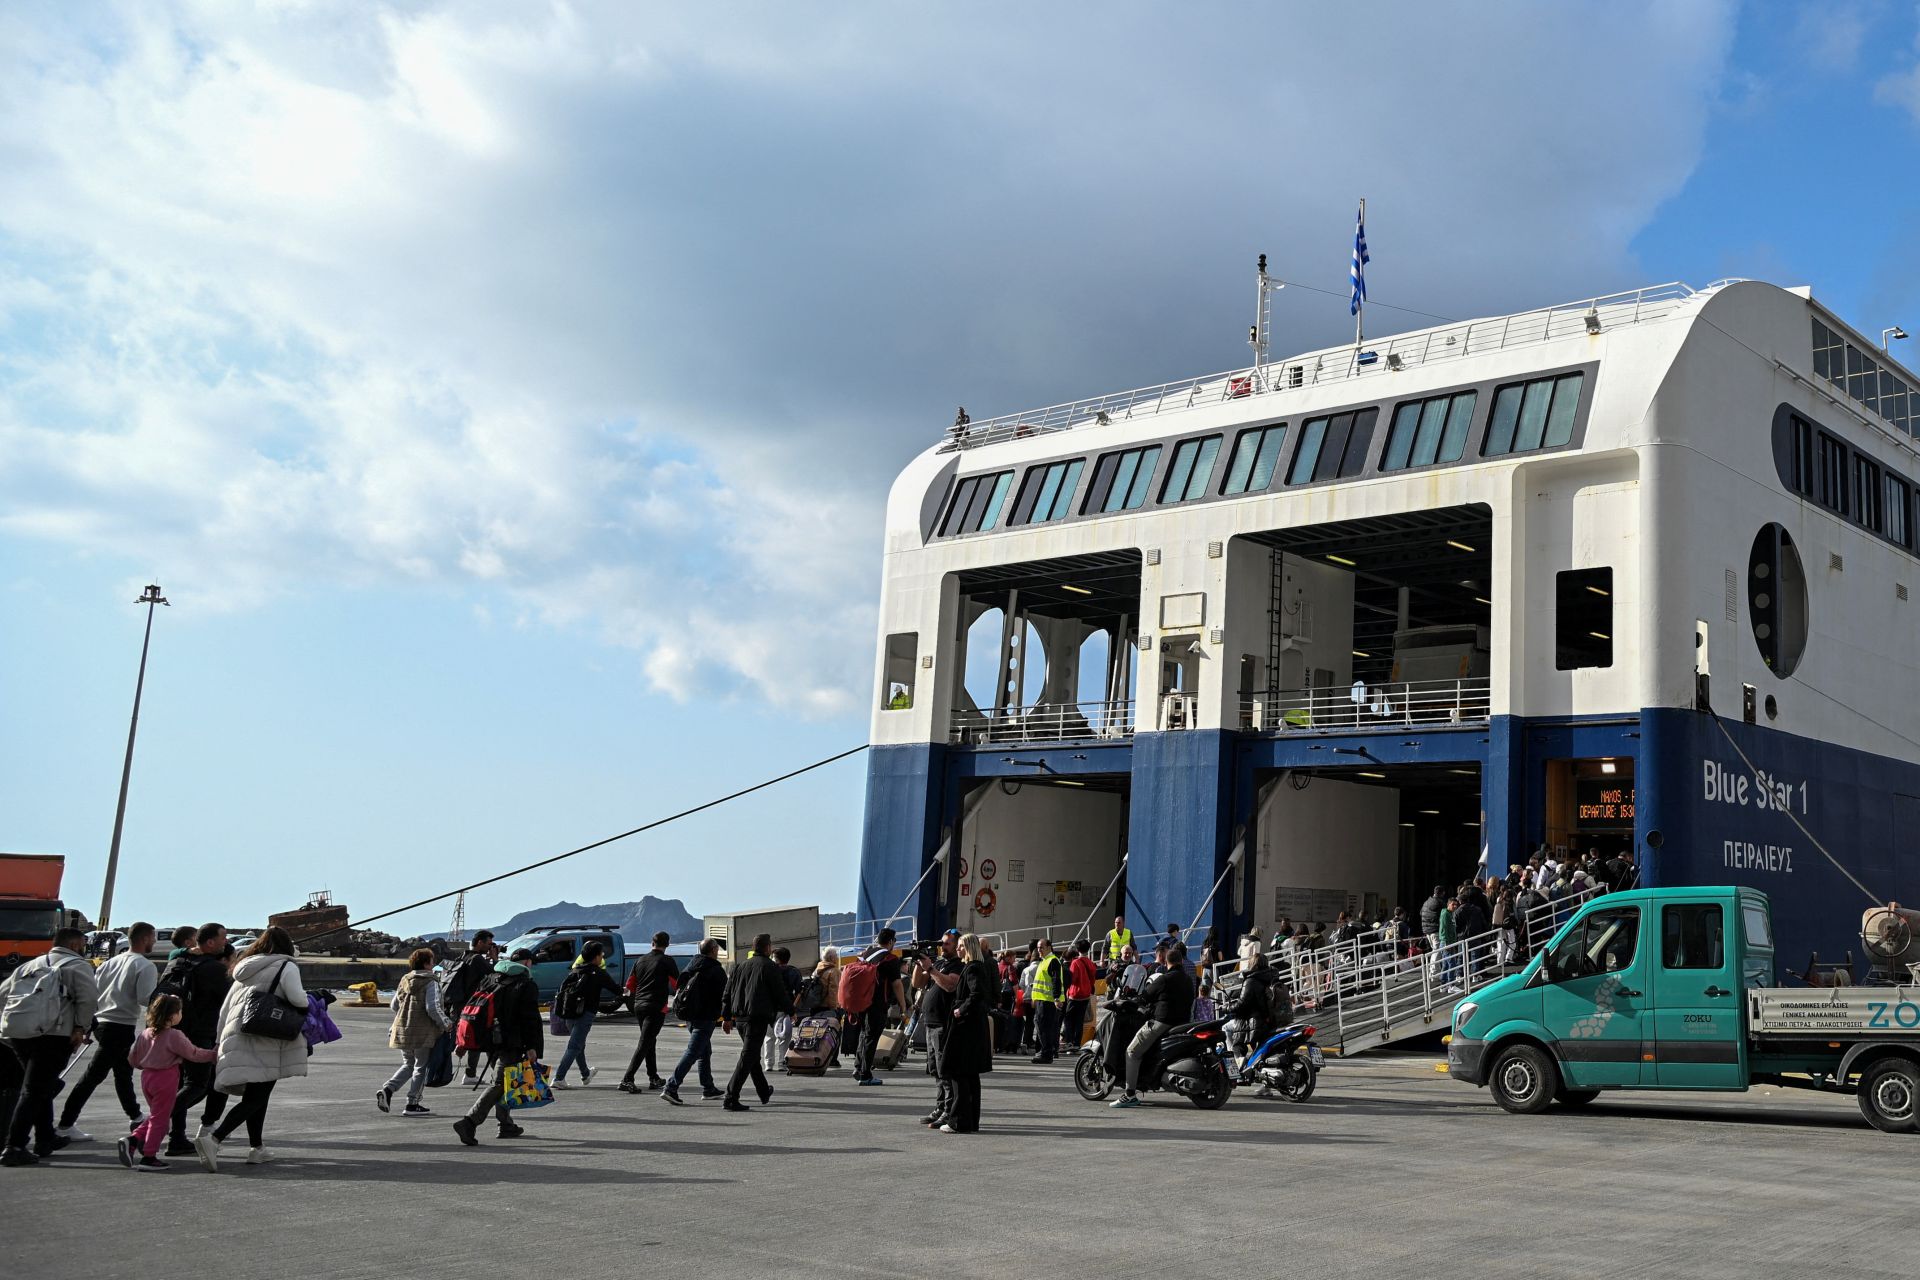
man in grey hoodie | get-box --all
[0,928,99,1166]
[56,921,158,1141]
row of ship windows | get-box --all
[938,371,1585,536]
[1812,319,1918,437]
[1786,414,1915,548]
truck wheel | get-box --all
[1555,1088,1601,1108]
[1858,1058,1920,1134]
[1488,1043,1557,1115]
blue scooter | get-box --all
[1234,1022,1322,1101]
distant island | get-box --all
[426,896,853,944]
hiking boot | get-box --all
[452,1117,479,1147]
[0,1147,37,1167]
[496,1121,526,1139]
[659,1085,683,1106]
[375,1088,392,1113]
[134,1155,170,1172]
[401,1104,432,1118]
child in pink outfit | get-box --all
[122,993,215,1171]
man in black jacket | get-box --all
[720,933,793,1113]
[1111,942,1196,1109]
[443,930,498,1084]
[1419,886,1447,945]
[452,948,543,1146]
[619,932,679,1094]
[661,939,727,1106]
[164,923,234,1156]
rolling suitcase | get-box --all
[874,1023,910,1070]
[786,1014,840,1076]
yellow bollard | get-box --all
[348,980,383,1007]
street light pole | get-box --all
[100,583,168,930]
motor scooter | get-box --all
[1234,1022,1322,1101]
[1073,993,1235,1109]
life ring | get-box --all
[974,887,998,917]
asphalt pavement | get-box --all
[3,1005,1915,1278]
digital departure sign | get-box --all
[1576,780,1636,824]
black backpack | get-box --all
[554,969,591,1020]
[152,957,196,1019]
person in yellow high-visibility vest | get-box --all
[1106,916,1134,963]
[1029,939,1068,1064]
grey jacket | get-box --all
[94,950,159,1026]
[0,946,99,1038]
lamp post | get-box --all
[100,583,168,930]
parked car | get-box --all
[500,925,635,1010]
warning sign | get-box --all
[980,858,997,880]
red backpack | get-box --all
[454,987,498,1053]
[839,951,883,1015]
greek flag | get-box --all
[1349,201,1369,317]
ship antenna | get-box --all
[1250,254,1279,390]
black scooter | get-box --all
[1073,994,1234,1109]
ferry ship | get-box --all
[856,275,1918,973]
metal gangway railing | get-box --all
[949,698,1135,745]
[821,914,917,953]
[1211,884,1603,1055]
[941,281,1734,451]
[1240,677,1491,733]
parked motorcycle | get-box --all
[1073,994,1235,1109]
[1234,1022,1322,1101]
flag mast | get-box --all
[1351,198,1369,349]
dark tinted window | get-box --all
[1220,424,1287,495]
[1855,455,1883,532]
[1160,436,1223,504]
[1787,414,1816,497]
[1084,445,1163,514]
[1383,390,1476,471]
[1815,433,1848,514]
[1484,372,1583,456]
[1662,904,1724,970]
[1555,568,1613,670]
[938,471,1014,536]
[1889,474,1912,548]
[1287,408,1378,484]
[1009,458,1085,526]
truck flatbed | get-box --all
[1749,987,1920,1038]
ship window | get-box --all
[1220,423,1288,495]
[1818,318,1918,435]
[1889,475,1912,549]
[1812,320,1843,384]
[1009,458,1086,526]
[1749,523,1808,679]
[1787,415,1816,498]
[939,470,1014,536]
[1085,444,1163,514]
[881,632,918,710]
[1483,372,1584,457]
[1160,435,1223,504]
[1383,390,1477,471]
[1855,455,1883,533]
[1555,567,1613,670]
[1287,408,1377,484]
[1814,433,1848,515]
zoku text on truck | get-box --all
[1446,886,1920,1133]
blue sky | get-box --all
[3,1,1918,937]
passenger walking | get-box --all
[1453,889,1490,985]
[193,928,308,1170]
[552,941,625,1088]
[761,947,804,1075]
[161,923,234,1156]
[442,929,498,1084]
[719,932,792,1113]
[619,932,680,1093]
[1029,938,1068,1064]
[808,947,842,1068]
[378,948,449,1118]
[0,926,99,1166]
[849,929,906,1086]
[1110,941,1194,1109]
[57,920,158,1139]
[661,939,727,1105]
[1063,940,1098,1050]
[937,934,995,1134]
[915,930,962,1128]
[120,993,214,1171]
[1437,898,1461,990]
[452,947,544,1146]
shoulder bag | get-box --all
[239,958,306,1041]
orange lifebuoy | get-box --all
[974,887,997,917]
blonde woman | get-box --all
[811,947,843,1068]
[938,934,996,1133]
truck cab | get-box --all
[500,925,632,1009]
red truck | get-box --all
[0,853,66,978]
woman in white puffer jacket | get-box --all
[194,926,308,1171]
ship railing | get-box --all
[949,698,1135,745]
[821,914,918,953]
[942,281,1724,451]
[1239,676,1490,733]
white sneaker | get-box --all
[54,1125,91,1142]
[581,1067,595,1085]
[245,1147,272,1165]
[551,1079,571,1090]
[193,1123,210,1142]
[192,1133,219,1172]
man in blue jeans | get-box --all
[661,939,728,1105]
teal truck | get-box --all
[1447,885,1920,1133]
[500,925,635,1010]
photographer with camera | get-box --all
[913,930,963,1127]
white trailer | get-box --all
[704,905,820,971]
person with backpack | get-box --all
[452,946,544,1146]
[442,930,498,1085]
[160,922,235,1157]
[378,948,449,1118]
[0,926,98,1167]
[56,920,158,1141]
[551,941,626,1089]
[660,938,727,1106]
[719,933,793,1113]
[1028,938,1068,1064]
[1223,938,1288,1087]
[845,929,906,1086]
[618,932,679,1094]
[193,927,308,1171]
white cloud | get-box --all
[0,1,1739,713]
